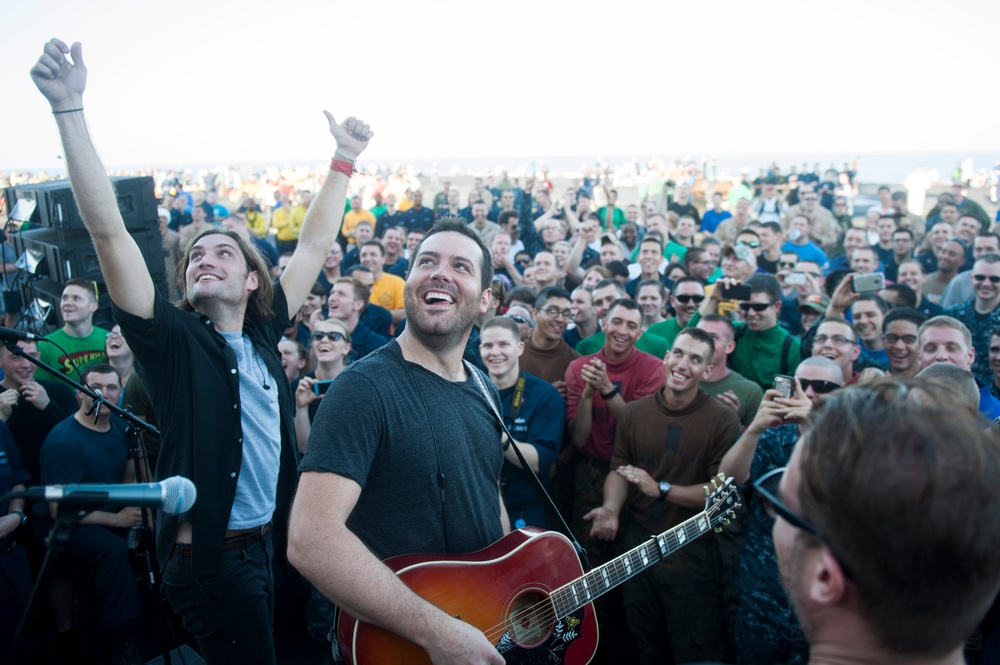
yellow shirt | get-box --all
[273,205,308,241]
[370,273,405,311]
[343,210,377,244]
[246,211,268,238]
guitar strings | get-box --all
[477,495,734,645]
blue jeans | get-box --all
[162,534,276,665]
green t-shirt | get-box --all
[645,318,684,348]
[687,311,801,390]
[663,241,690,263]
[700,369,764,427]
[575,330,670,359]
[37,326,110,382]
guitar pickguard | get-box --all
[496,608,588,664]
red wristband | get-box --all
[330,158,355,177]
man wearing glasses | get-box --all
[939,233,1000,308]
[810,317,861,385]
[647,277,707,348]
[763,381,1000,665]
[881,308,926,378]
[519,286,580,398]
[692,274,803,390]
[720,356,844,665]
[944,253,1000,380]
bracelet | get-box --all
[8,510,27,527]
[330,157,356,177]
[52,108,84,115]
[600,386,619,400]
[334,150,356,163]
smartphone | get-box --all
[784,272,807,286]
[773,375,794,399]
[720,284,752,300]
[313,379,335,396]
[851,272,885,293]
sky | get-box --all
[3,0,999,173]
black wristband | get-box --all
[600,387,619,400]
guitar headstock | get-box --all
[702,474,741,531]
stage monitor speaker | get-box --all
[10,227,169,325]
[3,176,158,231]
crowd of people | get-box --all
[1,37,999,665]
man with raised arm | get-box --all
[289,219,508,665]
[30,38,372,665]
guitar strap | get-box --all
[465,360,592,571]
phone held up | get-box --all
[313,379,335,396]
[851,272,885,293]
[772,374,794,399]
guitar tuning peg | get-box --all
[723,518,731,526]
[703,486,711,497]
[717,472,725,483]
[710,477,719,489]
[713,526,723,533]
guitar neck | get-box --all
[550,509,714,617]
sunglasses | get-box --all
[798,379,840,394]
[674,294,705,305]
[754,467,821,534]
[738,301,775,312]
[973,274,1000,284]
[737,240,761,249]
[312,331,347,342]
[753,467,853,579]
[504,313,534,327]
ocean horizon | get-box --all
[6,151,998,186]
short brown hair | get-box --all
[798,380,1000,655]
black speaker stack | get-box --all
[3,176,168,330]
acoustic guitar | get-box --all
[337,475,740,664]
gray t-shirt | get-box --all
[300,341,504,560]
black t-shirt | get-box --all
[300,341,504,559]
[668,202,701,223]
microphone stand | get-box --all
[0,336,187,665]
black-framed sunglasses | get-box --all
[798,379,840,394]
[674,294,705,304]
[312,331,347,342]
[504,313,534,327]
[738,301,775,312]
[737,240,761,249]
[753,467,853,579]
[973,274,1000,284]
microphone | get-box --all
[17,476,197,515]
[0,326,40,342]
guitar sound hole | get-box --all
[506,591,553,646]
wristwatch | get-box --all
[9,510,27,528]
[658,481,672,502]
